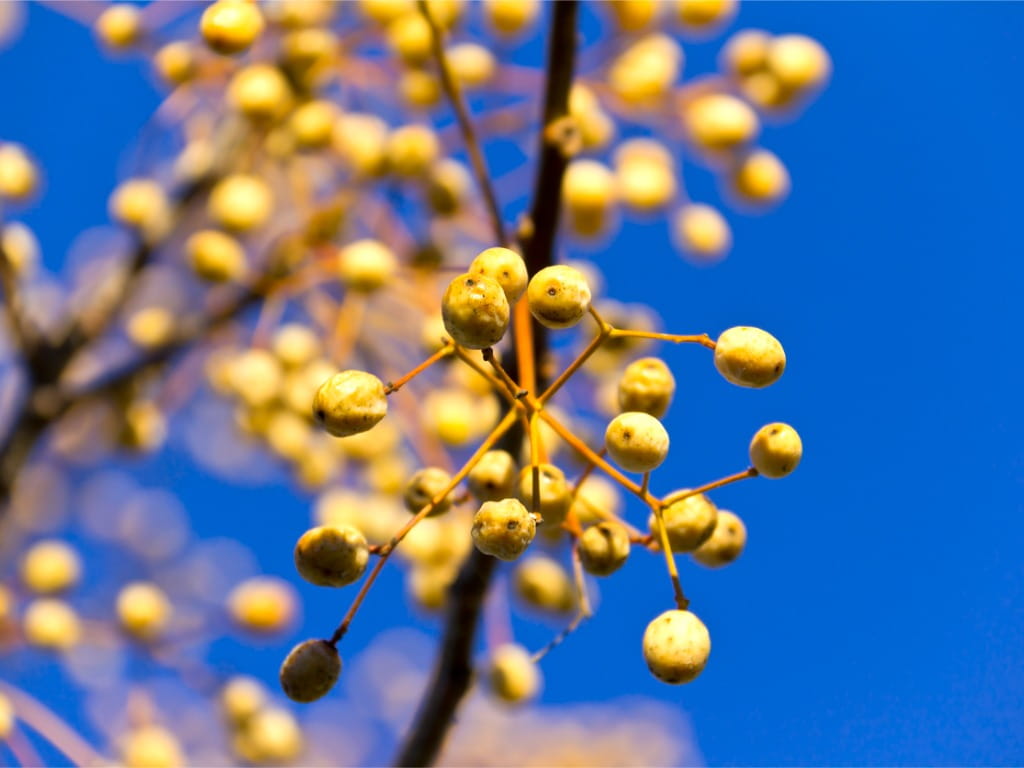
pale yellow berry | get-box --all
[404,467,454,516]
[605,411,669,473]
[337,239,397,292]
[359,0,414,24]
[0,143,38,201]
[467,449,516,502]
[208,174,273,232]
[116,582,172,640]
[408,563,456,610]
[488,643,540,704]
[0,222,39,276]
[185,229,246,282]
[272,323,320,369]
[514,555,574,613]
[228,64,293,122]
[200,0,264,55]
[469,247,528,305]
[447,42,497,88]
[614,140,677,212]
[714,326,785,388]
[570,474,623,525]
[608,34,684,107]
[313,370,387,437]
[400,67,442,109]
[235,708,302,763]
[768,35,831,92]
[294,524,369,587]
[472,498,536,560]
[269,0,335,28]
[692,509,746,567]
[109,178,171,242]
[228,577,297,633]
[422,387,498,445]
[21,540,81,594]
[569,84,616,152]
[527,265,591,330]
[733,149,790,204]
[0,692,12,741]
[723,30,771,81]
[517,463,571,525]
[332,113,389,177]
[387,124,440,177]
[95,4,142,50]
[676,0,736,30]
[426,158,471,215]
[266,409,314,460]
[608,0,661,31]
[121,401,167,452]
[643,609,711,684]
[675,204,732,263]
[279,638,341,703]
[442,272,510,349]
[740,70,790,110]
[221,676,267,725]
[23,598,80,650]
[121,725,184,768]
[289,100,340,150]
[153,41,196,86]
[685,93,759,151]
[618,357,675,418]
[483,0,539,36]
[562,159,616,236]
[579,521,631,576]
[749,422,802,478]
[651,491,718,552]
[387,12,432,66]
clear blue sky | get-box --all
[1,2,1022,765]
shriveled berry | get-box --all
[749,422,802,478]
[578,521,631,576]
[441,273,510,349]
[403,467,454,516]
[469,247,528,305]
[313,370,387,437]
[279,639,341,703]
[605,411,669,473]
[692,510,746,568]
[472,498,536,561]
[294,525,369,587]
[642,609,711,684]
[527,265,592,329]
[714,326,785,388]
[467,450,517,501]
[650,491,718,552]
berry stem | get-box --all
[537,314,612,405]
[384,343,454,395]
[608,328,717,349]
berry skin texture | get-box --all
[749,422,802,478]
[651,491,718,552]
[618,357,676,418]
[467,449,517,501]
[579,521,631,576]
[403,467,454,516]
[472,498,536,561]
[527,265,592,330]
[517,463,572,525]
[279,638,341,703]
[441,273,510,350]
[642,609,711,684]
[470,247,529,305]
[294,525,369,587]
[201,0,265,55]
[313,370,388,437]
[714,326,786,388]
[605,411,670,473]
[692,510,747,568]
[488,643,541,704]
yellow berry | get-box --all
[562,159,616,236]
[685,92,759,151]
[121,401,167,452]
[116,581,172,640]
[408,563,456,611]
[404,467,454,516]
[517,463,571,525]
[152,41,196,87]
[608,34,683,107]
[289,100,340,150]
[642,609,710,684]
[608,0,661,31]
[400,67,442,109]
[470,247,528,305]
[0,692,12,741]
[228,64,293,122]
[332,113,389,177]
[279,638,341,702]
[527,264,591,330]
[95,4,142,50]
[221,675,267,725]
[714,326,785,388]
[441,272,510,349]
[614,140,677,212]
[313,370,388,437]
[235,708,303,763]
[446,42,497,88]
[676,0,736,30]
[186,229,246,282]
[488,643,540,704]
[337,238,397,292]
[387,124,440,177]
[294,524,369,587]
[228,577,297,633]
[467,449,517,501]
[0,222,39,276]
[208,174,273,232]
[733,149,790,204]
[749,422,802,478]
[605,411,669,473]
[229,348,284,407]
[200,0,264,55]
[426,158,471,215]
[121,725,184,768]
[768,34,831,92]
[269,0,336,29]
[513,555,574,613]
[483,0,539,36]
[109,178,171,242]
[675,204,732,263]
[570,474,623,525]
[272,323,320,369]
[721,29,771,77]
[692,509,746,567]
[579,521,631,576]
[651,491,718,552]
[618,357,675,418]
[387,12,432,66]
[472,498,536,560]
[0,143,38,201]
[23,598,80,650]
[21,540,81,594]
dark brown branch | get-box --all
[393,4,579,766]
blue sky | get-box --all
[1,2,1023,765]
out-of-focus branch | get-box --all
[393,4,579,766]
